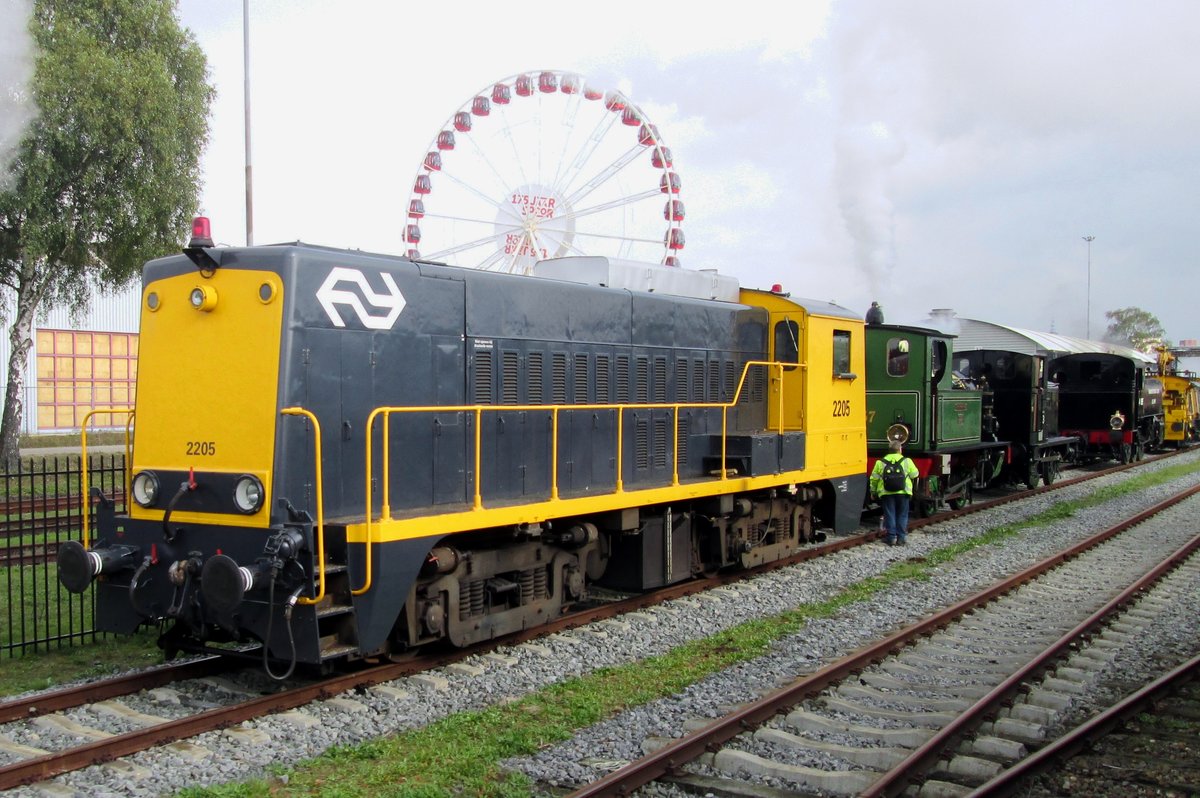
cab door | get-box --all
[1032,356,1046,442]
[768,311,805,430]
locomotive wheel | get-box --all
[949,483,972,510]
[1042,460,1059,486]
[1134,440,1145,461]
[1024,462,1040,490]
[916,498,937,518]
[1118,443,1132,463]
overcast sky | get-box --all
[6,0,1198,350]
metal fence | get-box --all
[1,454,126,657]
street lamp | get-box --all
[1082,235,1095,338]
[244,0,254,246]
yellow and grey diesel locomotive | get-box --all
[58,228,867,673]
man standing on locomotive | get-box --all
[870,440,920,546]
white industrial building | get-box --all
[0,283,142,433]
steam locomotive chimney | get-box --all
[865,301,884,326]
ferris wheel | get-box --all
[404,70,685,274]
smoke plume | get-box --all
[0,0,36,192]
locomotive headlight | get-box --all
[1109,411,1126,430]
[232,475,264,514]
[189,285,218,312]
[131,471,160,507]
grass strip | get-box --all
[179,459,1200,798]
[0,629,162,694]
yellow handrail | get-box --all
[360,405,382,596]
[360,359,793,592]
[281,407,327,606]
[80,408,135,548]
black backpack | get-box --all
[880,458,907,492]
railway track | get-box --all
[0,491,126,568]
[0,451,1192,793]
[569,484,1200,797]
[980,652,1200,796]
[0,492,126,535]
[0,534,873,790]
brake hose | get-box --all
[262,568,304,681]
[128,556,152,616]
[161,481,193,543]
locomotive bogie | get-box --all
[402,530,603,648]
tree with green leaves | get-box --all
[0,0,213,465]
[1103,307,1168,353]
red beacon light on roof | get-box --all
[492,83,511,104]
[515,74,534,96]
[664,199,685,221]
[423,151,442,171]
[453,111,472,132]
[659,172,681,193]
[771,284,784,293]
[651,146,673,168]
[604,91,626,112]
[471,96,491,116]
[404,224,421,244]
[414,174,432,194]
[437,130,456,150]
[583,84,604,101]
[408,199,425,219]
[538,71,558,92]
[561,74,582,94]
[184,215,220,273]
[189,216,214,248]
[665,228,685,250]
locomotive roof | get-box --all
[149,242,855,322]
[938,317,1155,364]
[796,298,860,321]
[532,256,741,302]
[864,322,956,338]
[742,289,860,321]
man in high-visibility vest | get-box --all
[870,440,920,546]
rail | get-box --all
[569,480,1200,798]
[358,360,792,596]
[80,408,135,547]
[281,407,327,605]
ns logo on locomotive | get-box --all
[58,218,869,676]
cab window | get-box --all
[774,320,799,370]
[886,337,909,377]
[833,330,853,377]
[932,340,948,383]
